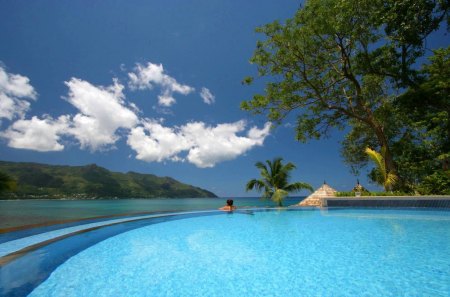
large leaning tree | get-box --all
[344,46,450,192]
[241,0,449,191]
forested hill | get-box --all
[0,161,217,199]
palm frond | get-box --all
[385,172,398,190]
[255,161,271,182]
[255,161,267,172]
[365,147,386,176]
[245,179,266,192]
[365,147,398,191]
[273,159,295,188]
[284,182,313,193]
[246,157,310,206]
[271,189,288,206]
[262,189,273,200]
[282,162,296,172]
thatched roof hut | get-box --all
[298,182,337,206]
[352,179,369,194]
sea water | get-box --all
[0,197,302,229]
[28,209,450,296]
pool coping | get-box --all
[321,196,450,207]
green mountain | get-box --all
[0,161,217,199]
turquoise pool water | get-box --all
[27,208,450,297]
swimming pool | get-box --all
[1,208,450,296]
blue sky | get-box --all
[0,1,447,197]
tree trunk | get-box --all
[368,118,398,181]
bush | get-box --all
[417,170,450,195]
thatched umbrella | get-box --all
[298,181,337,206]
[352,179,369,196]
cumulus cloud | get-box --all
[64,78,139,151]
[0,64,272,169]
[1,115,69,152]
[183,121,271,167]
[128,62,194,107]
[0,66,37,121]
[200,87,215,105]
[127,119,192,163]
[158,92,176,107]
[127,120,271,168]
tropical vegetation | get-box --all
[365,147,398,192]
[245,158,313,206]
[242,0,449,194]
[0,171,16,193]
[0,161,216,199]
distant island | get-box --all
[0,161,217,199]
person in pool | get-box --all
[219,199,237,211]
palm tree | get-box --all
[365,147,398,192]
[245,158,312,206]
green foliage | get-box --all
[365,147,398,191]
[387,46,450,192]
[80,164,123,197]
[0,171,16,192]
[0,161,217,199]
[243,0,449,194]
[245,158,312,206]
[360,0,449,87]
[395,47,450,148]
[18,168,63,188]
[417,170,450,195]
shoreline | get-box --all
[0,197,224,201]
[1,195,448,201]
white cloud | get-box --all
[152,105,174,116]
[1,115,69,152]
[0,64,272,168]
[200,87,215,105]
[127,120,271,168]
[128,102,141,114]
[127,119,192,163]
[128,62,194,107]
[183,121,271,168]
[64,78,139,151]
[158,92,176,107]
[0,66,37,121]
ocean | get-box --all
[0,197,304,230]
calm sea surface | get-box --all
[0,197,304,229]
